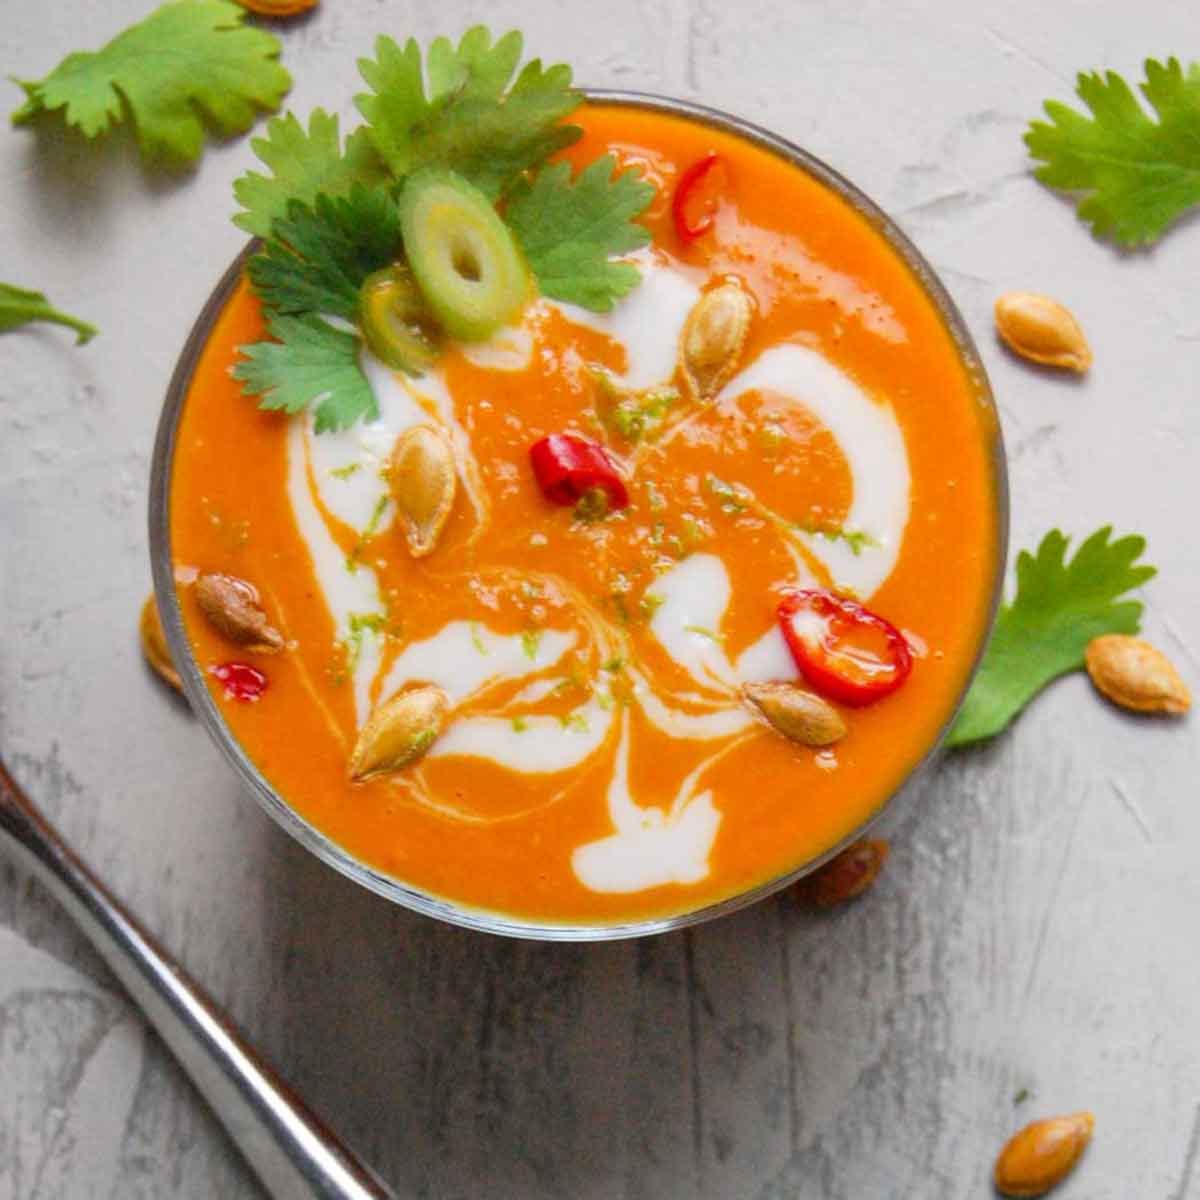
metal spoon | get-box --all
[0,755,395,1200]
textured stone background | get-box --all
[2,2,1199,1197]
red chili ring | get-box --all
[672,152,722,242]
[777,589,912,707]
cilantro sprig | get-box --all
[12,0,291,170]
[507,155,654,310]
[247,187,402,320]
[233,26,656,434]
[355,28,582,201]
[947,527,1156,749]
[234,313,378,434]
[1,283,96,345]
[234,111,386,239]
[1026,57,1200,246]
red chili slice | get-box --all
[672,152,724,242]
[777,590,912,707]
[529,434,629,511]
[210,661,269,702]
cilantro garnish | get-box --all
[801,525,879,557]
[247,187,402,320]
[947,527,1156,749]
[507,156,655,310]
[233,313,378,434]
[232,26,656,433]
[1026,57,1200,246]
[1,283,96,344]
[12,0,290,170]
[355,28,582,201]
[235,110,387,239]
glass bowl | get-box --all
[149,90,1008,941]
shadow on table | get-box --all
[250,749,1000,1200]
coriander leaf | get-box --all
[947,527,1156,749]
[12,0,291,170]
[233,109,387,238]
[507,155,654,311]
[233,313,377,434]
[0,283,96,344]
[355,26,582,200]
[248,186,402,319]
[1026,57,1200,246]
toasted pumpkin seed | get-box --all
[994,292,1092,373]
[1085,635,1190,715]
[680,282,752,401]
[742,681,847,746]
[139,595,182,693]
[801,838,889,907]
[994,1112,1094,1197]
[235,0,317,15]
[194,572,284,654]
[388,425,457,558]
[349,685,450,781]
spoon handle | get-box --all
[0,756,394,1200]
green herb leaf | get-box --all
[355,27,581,201]
[1026,58,1200,246]
[507,155,654,311]
[234,313,377,434]
[947,527,1156,749]
[234,109,387,238]
[12,0,290,169]
[521,628,543,660]
[248,186,402,320]
[0,282,96,344]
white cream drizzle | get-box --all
[722,344,911,597]
[649,554,738,692]
[571,713,723,894]
[286,419,384,726]
[432,699,614,773]
[284,255,914,900]
[380,621,575,704]
[550,249,701,389]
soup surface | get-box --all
[170,103,1000,926]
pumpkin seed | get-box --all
[994,1112,1094,1197]
[994,292,1092,373]
[800,838,889,907]
[1085,635,1190,715]
[139,595,182,693]
[235,0,317,15]
[348,685,450,781]
[742,681,847,746]
[680,282,753,401]
[388,425,457,558]
[194,572,284,653]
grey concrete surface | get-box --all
[2,2,1199,1197]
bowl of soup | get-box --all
[149,92,1007,939]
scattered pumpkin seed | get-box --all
[742,681,847,747]
[994,292,1092,373]
[1085,634,1190,715]
[235,0,318,15]
[348,684,450,781]
[680,281,752,400]
[194,572,284,653]
[994,1112,1094,1197]
[139,595,182,693]
[388,425,457,558]
[800,838,889,908]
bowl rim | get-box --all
[149,88,1009,942]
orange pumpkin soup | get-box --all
[170,102,1000,926]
